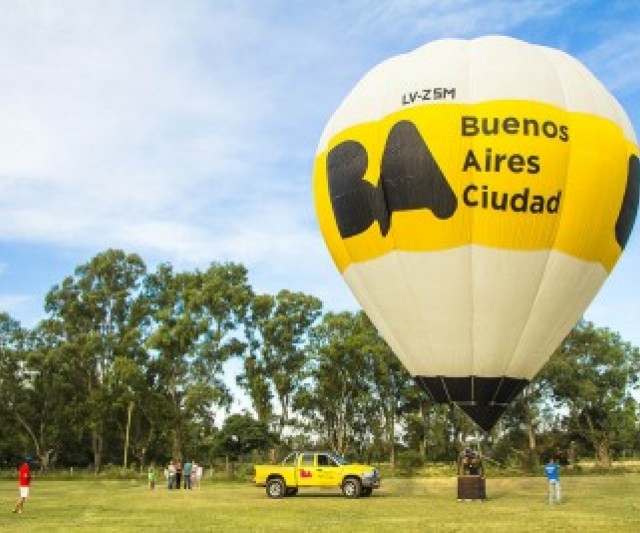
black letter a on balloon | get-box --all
[327,120,457,239]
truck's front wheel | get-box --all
[342,477,362,498]
[266,478,286,498]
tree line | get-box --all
[1,249,639,472]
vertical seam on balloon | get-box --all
[467,39,477,379]
[341,106,423,378]
[528,59,610,365]
[326,128,414,376]
[505,48,569,379]
[536,58,617,369]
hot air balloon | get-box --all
[313,36,639,432]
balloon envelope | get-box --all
[313,36,639,431]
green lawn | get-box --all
[2,475,640,532]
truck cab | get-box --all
[253,451,380,498]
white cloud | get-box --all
[581,31,640,94]
[1,0,637,344]
[0,2,276,252]
[340,0,576,41]
[0,1,580,261]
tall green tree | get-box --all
[0,314,85,469]
[246,290,322,436]
[499,380,555,469]
[541,321,640,466]
[296,311,373,456]
[0,313,29,463]
[111,355,147,469]
[145,262,252,459]
[236,351,272,424]
[361,313,413,467]
[24,320,91,469]
[44,249,148,471]
[403,392,438,460]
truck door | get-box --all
[297,453,316,487]
[315,453,341,487]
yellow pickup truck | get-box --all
[253,451,381,498]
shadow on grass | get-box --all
[276,492,387,499]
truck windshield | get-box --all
[331,454,349,465]
[281,453,298,466]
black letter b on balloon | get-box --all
[327,120,457,239]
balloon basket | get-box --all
[457,475,487,501]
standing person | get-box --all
[544,457,561,504]
[148,464,157,490]
[167,460,176,490]
[193,461,202,490]
[198,463,205,488]
[175,462,182,490]
[12,457,31,514]
[183,459,192,490]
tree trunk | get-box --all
[584,413,612,468]
[419,438,427,459]
[595,441,612,467]
[527,420,536,452]
[419,402,428,459]
[526,417,539,468]
[14,412,44,466]
[277,394,289,438]
[123,400,134,469]
[135,422,155,470]
[139,446,147,473]
[336,422,346,456]
[567,441,577,468]
[387,410,396,469]
[172,427,182,462]
[92,428,103,473]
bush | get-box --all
[397,450,425,470]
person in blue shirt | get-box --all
[543,457,561,503]
[183,460,193,489]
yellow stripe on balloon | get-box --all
[314,100,637,273]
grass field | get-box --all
[2,475,640,532]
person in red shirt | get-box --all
[13,458,31,514]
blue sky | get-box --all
[1,0,639,357]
